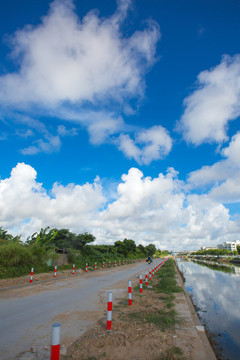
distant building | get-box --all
[217,240,240,251]
[201,246,217,250]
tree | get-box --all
[51,229,75,249]
[137,244,147,256]
[0,227,12,241]
[145,244,156,256]
[114,240,126,256]
[122,239,136,257]
[26,227,58,247]
[73,233,95,251]
[0,226,22,244]
[237,245,240,255]
[154,249,162,257]
[114,239,136,257]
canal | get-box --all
[176,258,240,360]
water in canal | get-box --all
[176,258,240,360]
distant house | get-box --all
[217,241,240,251]
[201,246,217,250]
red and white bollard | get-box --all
[128,280,132,306]
[72,264,75,275]
[149,269,152,281]
[152,268,155,278]
[114,260,116,266]
[54,266,57,278]
[30,268,34,283]
[145,270,148,286]
[85,263,88,272]
[103,262,105,269]
[107,291,112,331]
[108,261,111,267]
[119,260,121,266]
[139,274,143,294]
[95,262,97,270]
[50,323,61,360]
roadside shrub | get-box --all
[0,243,52,279]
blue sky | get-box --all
[0,0,240,250]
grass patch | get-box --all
[145,309,177,331]
[154,259,182,294]
[124,308,177,332]
[160,346,185,360]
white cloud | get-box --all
[0,0,163,161]
[57,125,78,137]
[0,0,160,108]
[178,55,240,145]
[1,163,239,250]
[188,132,240,203]
[0,162,105,234]
[118,125,172,164]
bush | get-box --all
[0,242,52,279]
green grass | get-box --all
[159,346,185,360]
[124,308,177,332]
[154,259,182,294]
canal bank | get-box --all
[174,260,216,360]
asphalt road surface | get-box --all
[0,260,157,359]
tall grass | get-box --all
[0,243,52,279]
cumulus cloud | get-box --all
[0,0,163,162]
[0,0,160,108]
[1,163,239,250]
[177,55,240,145]
[118,125,172,164]
[188,132,240,202]
[0,162,105,234]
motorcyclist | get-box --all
[146,255,152,263]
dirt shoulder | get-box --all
[60,262,216,360]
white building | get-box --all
[217,240,240,251]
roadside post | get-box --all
[139,274,143,294]
[54,266,57,278]
[128,280,132,306]
[145,270,148,286]
[50,323,61,360]
[107,291,113,331]
[29,268,34,283]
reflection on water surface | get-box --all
[177,259,240,360]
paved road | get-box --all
[0,260,158,359]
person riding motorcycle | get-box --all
[146,256,153,264]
